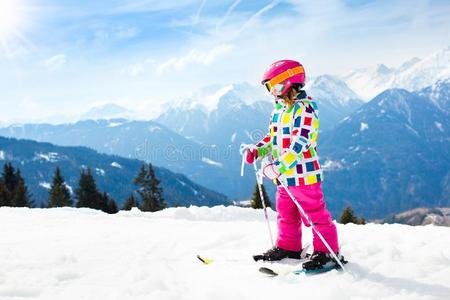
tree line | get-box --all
[0,162,166,213]
[1,161,365,223]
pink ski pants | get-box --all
[275,182,339,253]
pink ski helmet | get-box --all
[261,60,305,97]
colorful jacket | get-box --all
[255,91,323,186]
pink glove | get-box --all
[261,162,281,180]
[245,148,258,164]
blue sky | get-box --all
[0,0,449,124]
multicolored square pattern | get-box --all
[255,92,323,187]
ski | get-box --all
[259,263,345,277]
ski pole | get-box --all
[240,144,274,247]
[253,161,274,247]
[277,179,347,272]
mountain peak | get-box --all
[81,103,133,120]
[341,46,450,100]
[169,82,270,114]
[375,64,392,74]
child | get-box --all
[245,60,345,270]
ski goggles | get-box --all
[263,65,304,96]
[265,83,286,98]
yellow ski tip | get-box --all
[197,255,214,265]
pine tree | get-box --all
[13,176,33,207]
[106,198,118,214]
[250,183,272,209]
[2,163,18,193]
[97,192,109,212]
[0,181,11,207]
[339,206,365,224]
[75,168,101,209]
[9,168,33,207]
[133,164,166,212]
[48,167,72,207]
[122,194,139,211]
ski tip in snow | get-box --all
[197,255,214,265]
[259,267,279,276]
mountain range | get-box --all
[320,83,450,218]
[0,47,448,218]
[341,46,450,100]
[0,76,363,200]
[383,207,450,226]
[0,136,229,207]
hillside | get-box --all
[0,206,449,300]
[320,87,450,218]
[0,136,229,207]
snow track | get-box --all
[0,206,449,300]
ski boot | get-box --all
[253,247,307,262]
[302,251,348,271]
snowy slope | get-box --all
[342,46,450,100]
[1,206,450,300]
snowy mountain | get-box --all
[384,207,450,226]
[156,79,364,198]
[0,79,365,201]
[417,79,450,114]
[1,206,450,300]
[0,119,256,199]
[158,79,363,142]
[80,103,134,120]
[157,82,272,144]
[342,46,450,100]
[0,136,229,207]
[306,75,364,129]
[320,88,450,218]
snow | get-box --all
[201,157,223,168]
[306,75,362,106]
[321,160,345,171]
[177,179,187,186]
[148,126,162,133]
[165,82,270,115]
[95,168,106,176]
[111,162,122,168]
[0,206,449,300]
[434,122,444,132]
[65,183,74,195]
[360,122,369,131]
[0,150,4,160]
[342,46,450,100]
[33,152,61,163]
[107,122,124,127]
[39,182,51,189]
[231,132,237,143]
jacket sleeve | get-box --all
[274,102,318,174]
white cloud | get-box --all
[216,0,241,28]
[44,54,66,71]
[239,0,280,33]
[114,0,198,14]
[122,59,155,77]
[192,0,208,26]
[115,26,140,40]
[157,44,234,74]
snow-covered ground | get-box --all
[1,206,450,300]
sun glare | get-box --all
[0,0,23,40]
